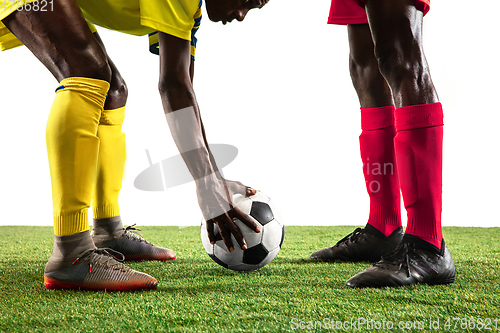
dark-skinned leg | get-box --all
[366,0,443,247]
[2,4,157,290]
[309,24,403,262]
[2,2,111,82]
[93,32,128,110]
[365,0,438,108]
[90,32,177,261]
[90,31,128,238]
[348,24,392,109]
[3,1,110,237]
[91,31,128,221]
[345,0,455,288]
[349,23,402,239]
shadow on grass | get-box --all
[153,257,364,266]
[140,257,319,267]
[156,278,343,294]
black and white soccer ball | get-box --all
[200,191,284,272]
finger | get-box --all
[233,206,261,233]
[226,217,247,250]
[216,219,234,252]
[246,187,257,197]
[226,180,255,197]
[206,220,215,244]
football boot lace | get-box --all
[334,227,364,247]
[376,242,415,278]
[72,248,128,273]
[121,224,153,244]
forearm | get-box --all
[160,82,221,187]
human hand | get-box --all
[197,178,260,251]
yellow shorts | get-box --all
[0,0,201,57]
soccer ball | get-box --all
[200,191,284,272]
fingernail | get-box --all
[229,247,234,252]
[242,245,247,250]
[256,227,261,233]
[210,241,215,245]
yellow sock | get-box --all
[47,77,110,236]
[92,107,126,219]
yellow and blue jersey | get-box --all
[0,0,202,58]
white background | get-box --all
[1,1,499,228]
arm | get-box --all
[189,58,195,83]
[157,32,259,251]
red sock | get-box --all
[360,106,402,237]
[394,103,444,249]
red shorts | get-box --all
[328,0,430,25]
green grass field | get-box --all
[1,226,499,332]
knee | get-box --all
[349,53,382,90]
[349,52,392,103]
[77,52,112,83]
[374,41,425,86]
[106,75,128,108]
